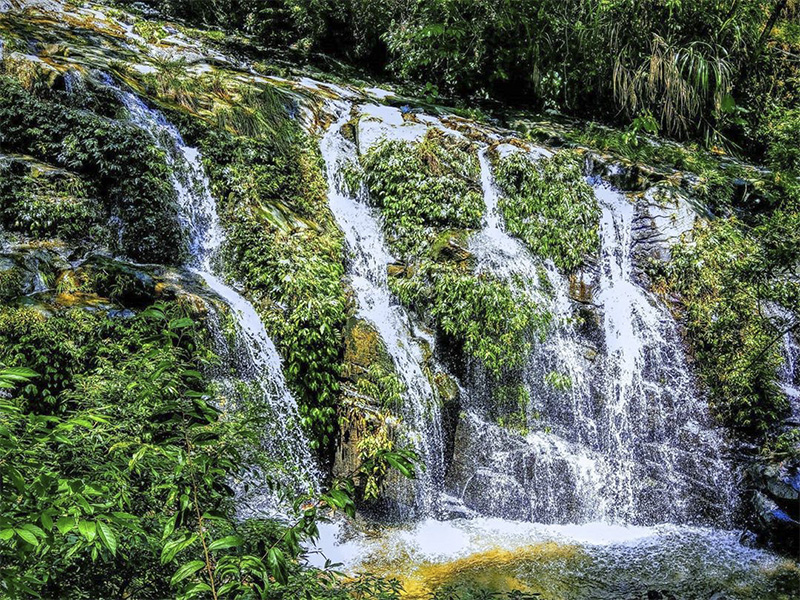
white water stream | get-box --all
[307,99,756,591]
[118,88,320,510]
[319,100,445,515]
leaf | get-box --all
[78,520,97,542]
[720,94,736,114]
[161,534,198,564]
[15,528,39,546]
[267,547,288,584]
[170,560,205,586]
[0,529,14,540]
[208,535,243,551]
[97,521,117,555]
[56,516,76,535]
[20,523,46,538]
[182,582,212,598]
[168,317,194,330]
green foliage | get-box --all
[361,129,483,257]
[544,371,572,392]
[666,218,798,434]
[759,106,800,173]
[0,301,222,597]
[0,265,23,300]
[428,270,546,375]
[197,121,347,452]
[0,299,406,598]
[360,131,546,376]
[0,76,186,263]
[493,383,530,434]
[355,365,404,412]
[0,160,102,242]
[390,264,547,376]
[120,0,799,154]
[494,150,600,272]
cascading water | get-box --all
[310,124,773,596]
[590,181,737,523]
[116,86,319,510]
[319,100,446,516]
[4,0,796,592]
[446,147,609,523]
[450,152,738,525]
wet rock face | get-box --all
[446,413,607,524]
[630,186,699,279]
[341,316,394,383]
[446,413,532,521]
[0,244,210,314]
[746,459,800,555]
[0,245,70,299]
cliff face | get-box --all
[1,0,798,560]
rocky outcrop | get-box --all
[746,459,800,555]
[0,243,211,315]
[630,185,701,281]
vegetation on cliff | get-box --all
[0,0,799,595]
[358,130,549,376]
[124,0,798,157]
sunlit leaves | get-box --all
[494,150,600,272]
[666,218,795,434]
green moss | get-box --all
[0,264,23,299]
[133,19,169,43]
[494,150,599,272]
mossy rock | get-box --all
[1,55,62,91]
[433,371,459,405]
[430,229,473,266]
[75,255,158,306]
[0,258,25,299]
[568,272,594,304]
[342,316,395,381]
[0,247,70,299]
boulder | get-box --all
[745,458,800,555]
[631,185,701,270]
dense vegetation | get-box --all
[0,76,186,264]
[1,0,799,594]
[0,294,406,598]
[127,0,798,155]
[188,98,349,455]
[358,130,549,377]
[0,49,411,598]
[493,150,600,272]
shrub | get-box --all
[494,150,599,272]
[0,77,185,263]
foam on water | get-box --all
[309,516,780,569]
[307,517,793,600]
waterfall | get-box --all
[777,306,800,420]
[319,100,446,515]
[445,152,738,526]
[116,87,320,511]
[307,100,737,526]
[592,181,736,523]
